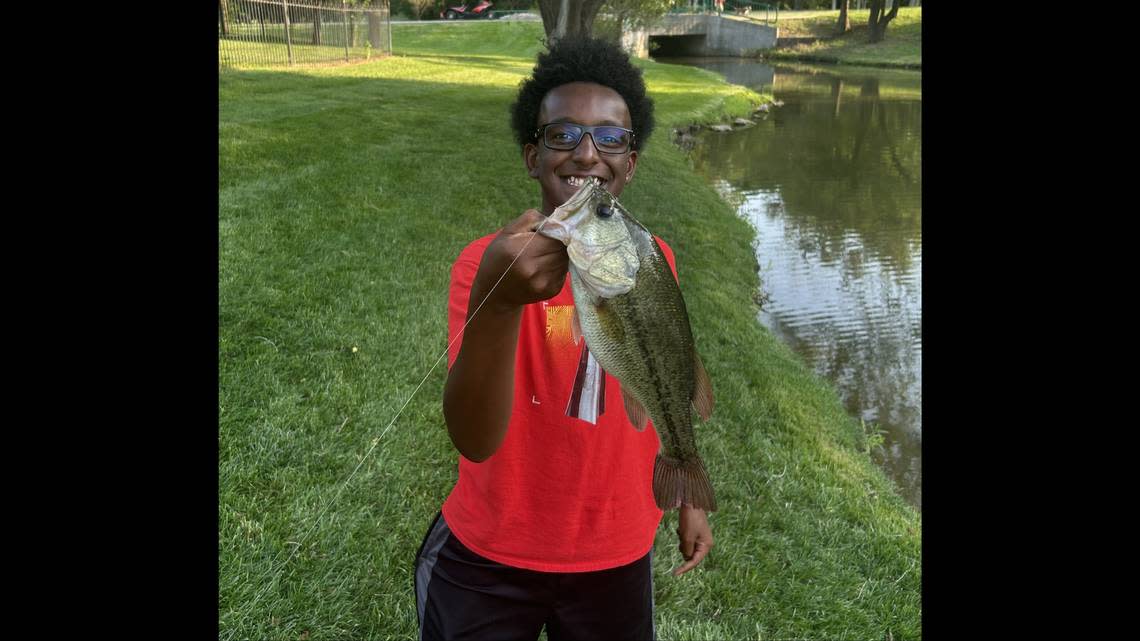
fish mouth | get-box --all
[565,175,608,188]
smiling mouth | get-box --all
[565,176,607,188]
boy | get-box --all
[415,36,713,641]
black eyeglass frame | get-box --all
[533,122,637,154]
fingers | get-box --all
[500,210,565,257]
[476,209,568,307]
[502,209,546,234]
[672,541,710,577]
[677,527,694,560]
[673,507,713,577]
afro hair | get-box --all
[510,36,655,152]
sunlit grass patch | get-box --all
[769,7,921,68]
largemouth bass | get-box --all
[539,177,717,512]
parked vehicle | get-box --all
[440,1,494,20]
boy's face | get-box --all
[524,82,640,215]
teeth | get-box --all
[566,176,606,187]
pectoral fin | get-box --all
[621,386,649,431]
[571,306,583,345]
[691,350,714,421]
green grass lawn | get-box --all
[767,7,921,68]
[220,20,921,640]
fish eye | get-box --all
[596,204,613,218]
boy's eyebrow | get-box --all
[547,117,626,127]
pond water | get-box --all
[657,57,922,510]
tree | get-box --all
[407,0,440,20]
[389,0,444,20]
[368,0,387,49]
[540,0,682,45]
[539,0,607,45]
[594,0,675,44]
[835,0,849,35]
[867,0,900,43]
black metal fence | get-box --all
[219,0,391,68]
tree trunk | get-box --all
[219,0,229,36]
[368,0,383,49]
[836,0,849,35]
[868,0,899,43]
[312,7,322,45]
[869,0,881,40]
[552,0,569,42]
[614,13,626,45]
[539,0,607,45]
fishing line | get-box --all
[232,215,553,634]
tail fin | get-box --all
[653,455,717,512]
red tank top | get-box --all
[441,233,678,572]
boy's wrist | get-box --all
[468,278,525,321]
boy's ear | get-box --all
[624,150,639,183]
[524,144,540,178]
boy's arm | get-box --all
[443,210,568,462]
[673,505,714,575]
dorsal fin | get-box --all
[691,349,714,421]
[621,386,649,431]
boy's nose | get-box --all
[572,133,601,162]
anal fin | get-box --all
[691,350,714,421]
[621,386,649,431]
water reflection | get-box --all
[661,59,922,509]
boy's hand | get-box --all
[473,209,568,312]
[672,505,713,576]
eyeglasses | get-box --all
[534,122,635,154]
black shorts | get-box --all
[414,512,655,641]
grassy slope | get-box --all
[766,7,921,69]
[220,20,921,641]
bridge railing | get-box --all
[727,2,778,23]
[669,1,778,24]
